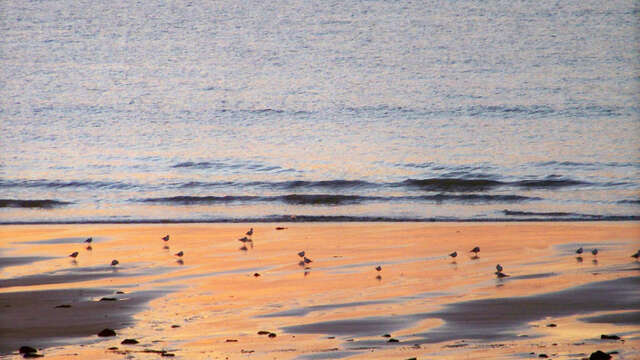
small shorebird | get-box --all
[632,250,640,260]
[111,259,119,266]
[175,251,184,257]
[303,256,312,264]
[375,266,382,272]
[298,251,305,258]
[496,264,503,272]
[84,237,93,243]
[496,271,509,278]
[238,236,252,243]
[576,247,583,254]
[592,248,598,256]
[162,235,170,242]
[470,246,480,254]
[69,251,79,258]
[246,228,254,236]
[449,251,457,258]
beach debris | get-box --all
[55,304,71,308]
[449,251,457,258]
[162,235,170,242]
[298,251,305,258]
[98,328,116,337]
[174,251,184,257]
[376,265,382,272]
[121,339,139,345]
[253,272,260,277]
[246,228,254,236]
[600,334,621,340]
[276,227,287,230]
[84,237,93,243]
[257,331,271,335]
[69,251,79,258]
[225,339,238,342]
[576,247,583,254]
[382,334,391,338]
[171,325,180,328]
[592,248,599,256]
[19,346,37,354]
[546,323,557,327]
[387,338,399,343]
[99,297,117,301]
[538,354,548,358]
[496,264,503,272]
[268,332,277,338]
[589,350,612,360]
[111,259,119,266]
[631,250,640,260]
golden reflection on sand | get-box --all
[1,222,639,359]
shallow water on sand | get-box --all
[1,0,639,223]
[1,223,639,359]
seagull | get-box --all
[246,228,253,236]
[69,251,79,258]
[496,264,503,272]
[449,251,457,258]
[303,256,312,264]
[298,251,305,258]
[111,259,119,266]
[576,247,583,254]
[84,237,93,243]
[470,246,480,254]
[162,235,170,242]
[175,251,184,257]
[632,250,640,260]
[592,248,598,256]
[375,266,382,272]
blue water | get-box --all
[1,0,639,223]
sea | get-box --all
[1,0,639,223]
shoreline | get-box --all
[1,222,638,359]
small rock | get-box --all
[98,328,116,337]
[539,354,548,358]
[257,331,271,335]
[161,353,175,357]
[22,353,44,358]
[121,339,139,345]
[116,291,125,294]
[382,334,391,338]
[108,347,118,350]
[253,273,260,277]
[19,346,37,354]
[99,297,117,301]
[600,334,621,340]
[387,338,399,343]
[268,333,277,338]
[546,323,557,327]
[171,325,180,328]
[55,304,71,308]
[225,339,238,342]
[589,350,612,360]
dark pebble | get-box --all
[19,346,37,354]
[22,353,44,358]
[546,323,557,327]
[161,353,175,357]
[387,338,399,343]
[257,331,270,335]
[99,297,117,302]
[108,347,118,350]
[54,304,71,308]
[225,339,238,342]
[171,325,180,328]
[116,291,125,294]
[268,333,277,338]
[121,339,139,345]
[600,334,621,340]
[98,328,116,337]
[382,334,391,338]
[539,354,548,358]
[589,350,612,360]
[253,273,260,277]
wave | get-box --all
[137,193,538,205]
[511,178,588,188]
[618,199,640,205]
[502,210,602,218]
[0,179,133,189]
[401,178,503,192]
[0,199,72,208]
[171,160,297,173]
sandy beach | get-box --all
[1,222,639,359]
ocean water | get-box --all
[1,0,639,223]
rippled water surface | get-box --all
[1,0,639,222]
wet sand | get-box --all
[0,222,639,359]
